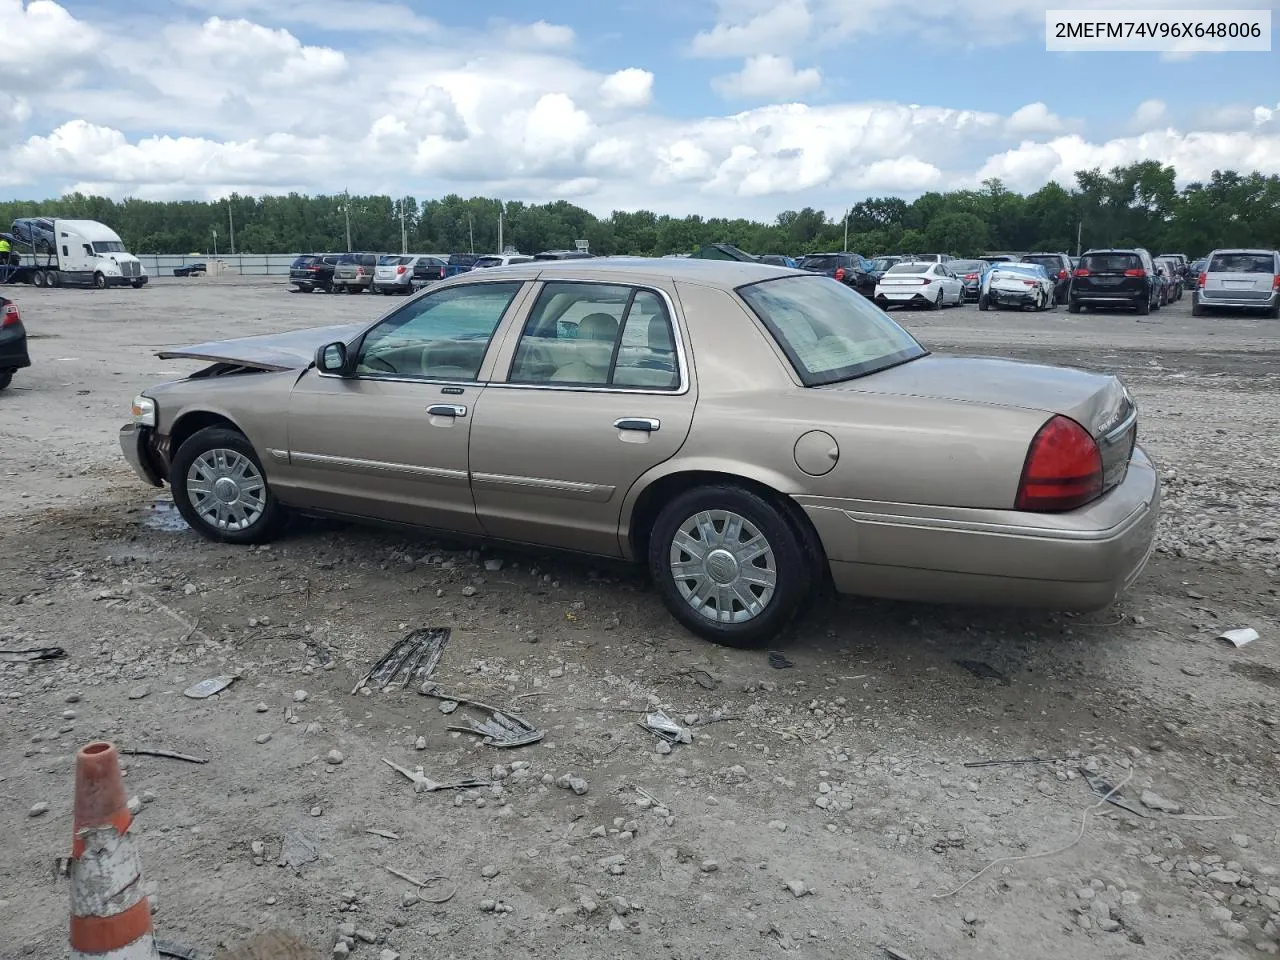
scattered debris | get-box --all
[122,747,208,764]
[365,829,400,840]
[156,940,213,960]
[28,802,49,818]
[1139,789,1185,814]
[382,758,490,794]
[1080,768,1148,818]
[954,660,1010,684]
[438,701,458,715]
[882,948,915,960]
[421,685,544,747]
[327,749,344,765]
[278,829,319,870]
[384,866,456,903]
[353,627,450,694]
[1218,627,1258,648]
[555,774,590,795]
[963,756,1066,768]
[0,645,67,662]
[767,651,794,669]
[639,708,693,745]
[183,675,239,699]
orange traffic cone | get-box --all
[69,742,160,959]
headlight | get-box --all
[131,395,156,426]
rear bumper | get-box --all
[875,292,932,307]
[1195,290,1279,309]
[799,445,1160,611]
[987,288,1037,306]
[333,276,372,287]
[1071,290,1144,306]
[373,278,412,290]
[0,329,30,369]
[119,423,165,487]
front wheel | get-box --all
[170,427,287,545]
[131,279,144,289]
[978,294,989,311]
[93,272,107,290]
[648,486,815,647]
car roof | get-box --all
[431,255,797,288]
[1208,248,1276,255]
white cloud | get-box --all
[497,19,575,48]
[175,0,438,35]
[1006,102,1064,135]
[712,55,821,101]
[1131,99,1167,128]
[0,0,100,84]
[852,157,942,191]
[690,0,813,57]
[599,68,654,109]
[179,17,347,85]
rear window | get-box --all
[738,275,927,387]
[1209,252,1276,273]
[1021,256,1060,269]
[886,263,929,274]
[799,255,845,271]
[950,260,984,273]
[472,257,503,268]
[448,253,479,267]
[291,256,315,268]
[1080,252,1142,272]
[379,255,413,266]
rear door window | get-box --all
[799,255,842,272]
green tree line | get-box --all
[1,162,1276,259]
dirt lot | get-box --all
[2,278,1278,960]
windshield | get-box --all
[995,264,1043,276]
[1021,256,1060,270]
[886,263,929,275]
[867,257,899,271]
[1081,252,1142,272]
[92,241,126,254]
[738,275,927,387]
[951,260,984,273]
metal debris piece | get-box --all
[449,710,545,748]
[385,866,456,903]
[122,747,209,764]
[1079,767,1147,818]
[0,646,67,662]
[963,756,1065,768]
[156,941,213,960]
[365,828,400,840]
[381,757,490,793]
[352,627,450,694]
[882,947,915,960]
[954,660,1010,684]
[278,828,320,870]
[1218,627,1258,648]
[767,651,794,669]
[183,675,238,699]
[688,668,718,689]
[639,708,693,745]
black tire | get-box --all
[0,369,12,391]
[93,272,107,290]
[48,271,60,288]
[1268,302,1280,320]
[932,290,944,310]
[170,426,287,545]
[978,294,989,311]
[1137,296,1150,316]
[1068,300,1081,314]
[32,270,46,288]
[131,279,144,289]
[1192,301,1205,317]
[647,485,815,647]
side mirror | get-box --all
[316,341,350,375]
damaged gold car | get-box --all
[120,258,1159,645]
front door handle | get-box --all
[615,417,660,432]
[427,404,467,417]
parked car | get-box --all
[472,254,536,269]
[1188,258,1208,277]
[1019,252,1073,304]
[1068,248,1161,315]
[979,255,1019,264]
[1192,248,1280,318]
[373,255,449,295]
[1158,253,1189,277]
[797,252,874,296]
[949,259,987,302]
[0,297,29,391]
[332,253,380,293]
[289,254,343,293]
[980,262,1055,311]
[1154,257,1183,303]
[757,254,798,268]
[117,258,1158,646]
[533,250,595,260]
[173,262,207,278]
[874,260,964,309]
[908,253,955,264]
[863,256,903,289]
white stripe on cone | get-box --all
[71,825,159,960]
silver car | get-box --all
[1193,248,1280,318]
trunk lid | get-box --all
[1075,251,1145,296]
[822,355,1137,494]
[157,323,366,372]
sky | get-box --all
[0,0,1277,220]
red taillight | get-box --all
[1073,268,1089,277]
[1272,274,1280,290]
[396,265,407,275]
[438,267,445,278]
[1123,268,1145,278]
[834,266,845,281]
[964,273,978,280]
[1198,272,1207,288]
[1015,415,1103,512]
[1022,280,1038,286]
[1058,269,1068,279]
[1,303,19,327]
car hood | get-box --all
[157,323,366,372]
[821,355,1132,437]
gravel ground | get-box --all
[1,279,1278,960]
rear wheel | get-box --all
[648,485,814,647]
[978,294,989,311]
[1137,296,1150,316]
[1068,300,1081,314]
[1192,301,1205,317]
[32,270,46,288]
[932,290,944,310]
[170,427,287,545]
[0,369,12,391]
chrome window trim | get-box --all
[491,279,690,397]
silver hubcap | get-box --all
[669,510,777,623]
[186,448,266,531]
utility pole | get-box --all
[1075,220,1082,257]
[399,198,407,255]
[343,196,352,252]
[468,214,474,254]
[212,228,218,258]
[843,209,849,253]
[227,201,235,255]
[497,202,504,254]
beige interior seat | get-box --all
[551,312,618,383]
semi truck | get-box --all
[0,218,148,289]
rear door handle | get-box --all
[427,404,467,417]
[615,417,660,432]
